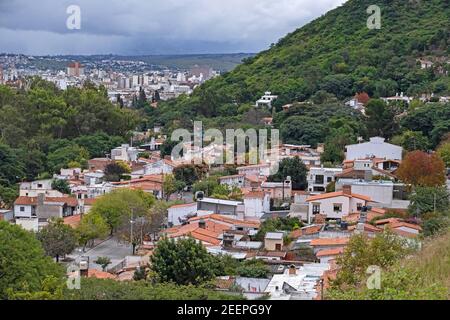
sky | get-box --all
[0,0,346,55]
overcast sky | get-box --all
[0,0,345,55]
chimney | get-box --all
[288,265,297,275]
[198,219,206,229]
[37,193,45,206]
[342,185,352,196]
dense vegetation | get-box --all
[0,79,139,207]
[150,0,450,133]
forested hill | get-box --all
[156,0,449,123]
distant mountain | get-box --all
[170,0,449,116]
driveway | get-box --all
[68,237,133,271]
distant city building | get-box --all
[190,65,214,81]
[67,62,84,77]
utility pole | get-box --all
[130,209,135,255]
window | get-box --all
[327,177,332,183]
[20,207,25,212]
[37,184,43,188]
[315,175,324,184]
[357,203,363,211]
[312,203,321,214]
[333,204,342,213]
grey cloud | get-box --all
[0,0,345,55]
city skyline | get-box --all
[0,0,345,55]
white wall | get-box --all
[14,205,33,218]
[308,196,367,220]
[346,137,403,161]
[168,203,197,226]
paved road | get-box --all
[68,237,133,270]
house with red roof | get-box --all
[306,186,373,223]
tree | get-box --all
[47,144,90,173]
[173,164,207,186]
[95,257,112,272]
[36,218,78,262]
[0,143,25,186]
[409,186,449,217]
[0,221,64,299]
[0,185,18,209]
[89,189,155,235]
[163,174,185,201]
[437,142,450,168]
[267,156,307,190]
[104,161,131,182]
[397,151,446,187]
[391,130,430,152]
[236,259,269,278]
[192,177,219,197]
[255,217,302,241]
[329,231,412,291]
[280,116,325,147]
[365,99,397,138]
[151,237,223,285]
[64,278,242,300]
[76,213,109,251]
[51,179,71,195]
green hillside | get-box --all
[153,0,449,129]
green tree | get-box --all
[36,218,78,262]
[104,161,131,182]
[90,189,155,235]
[95,257,112,272]
[0,221,64,299]
[51,179,71,195]
[163,174,185,201]
[76,213,109,251]
[437,142,450,168]
[329,231,412,292]
[409,186,449,217]
[391,130,430,152]
[192,177,219,197]
[267,156,307,190]
[365,99,397,138]
[0,185,18,209]
[236,259,269,278]
[151,237,223,285]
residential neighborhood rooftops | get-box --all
[316,247,345,257]
[14,196,78,207]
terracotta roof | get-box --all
[189,214,260,228]
[257,251,287,258]
[290,225,323,239]
[316,247,345,257]
[375,218,403,225]
[63,215,82,228]
[306,191,371,202]
[169,202,197,209]
[218,174,244,180]
[389,222,422,232]
[391,229,419,239]
[348,223,383,233]
[112,175,163,185]
[243,191,266,199]
[14,196,78,207]
[310,238,350,246]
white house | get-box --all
[167,202,197,226]
[336,179,394,206]
[143,159,175,175]
[237,164,271,177]
[256,92,278,108]
[111,144,140,162]
[243,191,270,218]
[307,167,343,194]
[345,137,403,161]
[306,186,372,223]
[19,180,64,197]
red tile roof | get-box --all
[316,247,345,257]
[14,196,78,207]
[307,191,372,202]
[310,238,350,246]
